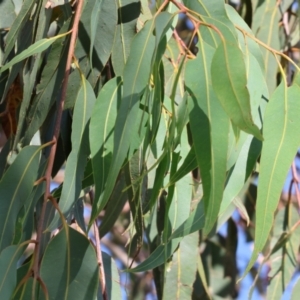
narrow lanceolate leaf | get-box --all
[245,82,300,274]
[186,40,229,235]
[0,146,41,252]
[48,76,96,231]
[0,31,71,73]
[211,41,263,140]
[111,0,141,76]
[90,20,155,224]
[40,227,99,300]
[90,77,122,206]
[0,245,23,300]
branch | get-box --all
[31,0,84,296]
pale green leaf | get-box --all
[245,82,300,274]
[186,40,229,235]
[164,232,198,300]
[211,41,263,140]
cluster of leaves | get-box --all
[1,0,300,299]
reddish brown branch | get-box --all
[31,0,84,296]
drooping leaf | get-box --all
[252,0,280,93]
[76,0,117,73]
[225,4,265,73]
[164,232,198,300]
[90,77,122,207]
[0,31,71,73]
[111,0,141,76]
[90,19,156,224]
[48,75,96,231]
[0,145,41,252]
[186,40,229,235]
[0,245,24,300]
[211,41,263,140]
[40,227,99,300]
[22,19,71,144]
[99,252,121,300]
[2,0,35,62]
[245,82,300,274]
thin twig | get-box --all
[89,190,107,300]
[31,0,84,296]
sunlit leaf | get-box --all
[186,40,229,235]
[211,41,263,140]
[245,82,300,274]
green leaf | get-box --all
[128,237,182,273]
[99,174,127,238]
[0,31,71,73]
[292,277,300,300]
[245,82,300,274]
[23,19,71,144]
[90,77,122,206]
[170,199,205,240]
[164,232,198,300]
[225,4,265,73]
[0,245,23,300]
[0,0,16,30]
[0,146,41,252]
[40,227,99,300]
[220,136,261,218]
[90,19,156,224]
[169,146,197,184]
[211,41,263,140]
[99,252,121,299]
[111,0,141,76]
[186,40,229,235]
[2,0,35,61]
[48,75,96,231]
[76,0,117,72]
[252,0,280,94]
